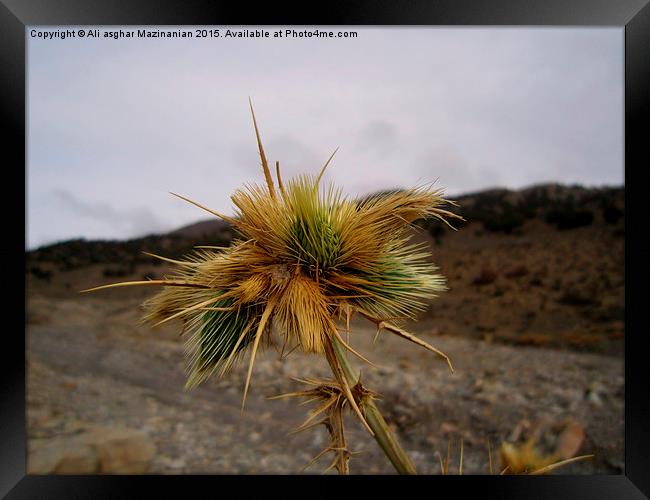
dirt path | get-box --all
[27,293,624,475]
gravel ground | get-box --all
[27,293,624,475]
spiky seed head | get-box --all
[84,103,462,401]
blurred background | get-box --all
[26,27,623,474]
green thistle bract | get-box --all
[82,100,461,415]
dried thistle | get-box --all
[435,437,593,475]
[498,418,593,474]
[82,99,461,473]
[270,377,377,474]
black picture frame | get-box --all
[5,1,649,498]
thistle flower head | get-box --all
[498,418,592,475]
[270,377,377,474]
[83,101,461,409]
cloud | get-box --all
[354,120,400,156]
[51,189,168,238]
[414,146,503,195]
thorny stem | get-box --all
[328,335,418,475]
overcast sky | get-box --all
[27,27,623,249]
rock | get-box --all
[54,452,98,473]
[29,424,156,474]
[587,390,603,407]
[95,430,156,473]
[555,420,585,460]
[605,457,624,473]
[167,458,186,469]
[439,422,458,435]
[30,438,97,474]
[585,382,606,407]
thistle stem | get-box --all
[329,335,417,475]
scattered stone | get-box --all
[167,458,186,469]
[439,422,458,436]
[27,305,623,474]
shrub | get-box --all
[602,205,623,225]
[483,210,525,234]
[103,265,134,278]
[505,265,529,279]
[473,269,498,286]
[29,266,52,281]
[545,206,594,230]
